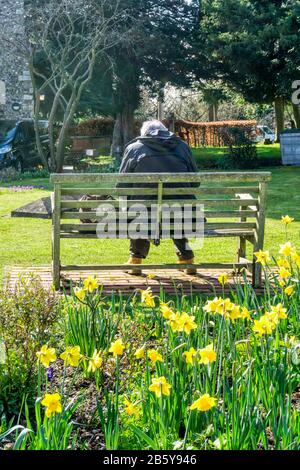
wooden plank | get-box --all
[51,172,272,184]
[52,186,61,290]
[154,181,163,241]
[60,222,256,232]
[61,186,260,196]
[61,198,258,209]
[61,209,258,220]
[253,182,268,287]
[62,188,158,196]
[60,229,255,239]
[61,262,250,271]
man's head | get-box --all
[140,120,169,137]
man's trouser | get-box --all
[130,238,194,261]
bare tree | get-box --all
[1,0,124,172]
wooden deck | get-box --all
[4,266,265,296]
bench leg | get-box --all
[53,262,60,291]
[238,236,246,262]
[252,257,262,288]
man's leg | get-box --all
[130,239,151,259]
[173,238,197,275]
[126,239,151,275]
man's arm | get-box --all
[117,147,136,188]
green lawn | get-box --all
[192,143,281,168]
[0,164,299,283]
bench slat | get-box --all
[60,229,255,239]
[61,209,257,220]
[60,198,258,209]
[51,172,272,184]
[61,186,260,196]
[61,262,250,271]
[60,222,256,231]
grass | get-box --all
[192,143,281,168]
[0,163,300,283]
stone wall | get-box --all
[0,0,34,120]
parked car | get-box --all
[253,125,276,144]
[0,119,50,172]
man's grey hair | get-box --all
[141,120,168,137]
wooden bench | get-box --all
[50,172,271,290]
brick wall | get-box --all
[0,0,34,120]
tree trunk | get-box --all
[292,103,300,129]
[208,104,215,122]
[208,103,218,122]
[111,103,135,164]
[111,113,123,163]
[274,97,285,142]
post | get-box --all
[154,181,163,243]
[238,204,247,262]
[253,182,267,287]
[52,183,61,290]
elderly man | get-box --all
[119,120,198,275]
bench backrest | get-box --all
[50,172,271,240]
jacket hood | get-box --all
[127,131,181,154]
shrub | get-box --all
[0,275,60,418]
[218,144,259,169]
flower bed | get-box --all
[0,216,299,450]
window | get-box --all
[0,80,6,105]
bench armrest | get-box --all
[235,193,257,212]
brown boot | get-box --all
[178,258,197,275]
[126,257,143,276]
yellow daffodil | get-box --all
[60,346,82,367]
[147,349,163,363]
[123,398,140,417]
[36,345,56,368]
[141,288,156,308]
[160,302,174,319]
[203,297,223,314]
[109,338,125,357]
[279,242,296,258]
[229,304,242,322]
[282,215,295,226]
[253,316,275,337]
[190,393,217,412]
[178,312,197,335]
[198,344,217,365]
[278,267,291,280]
[270,303,287,320]
[215,298,234,316]
[83,276,99,293]
[239,307,252,321]
[134,347,145,359]
[147,273,156,280]
[254,250,271,266]
[87,350,103,373]
[167,312,182,332]
[285,285,295,297]
[41,393,62,418]
[148,376,171,398]
[277,257,291,269]
[182,347,198,365]
[218,274,229,285]
[292,253,300,268]
[74,287,86,302]
[279,279,286,288]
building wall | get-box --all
[0,0,34,120]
